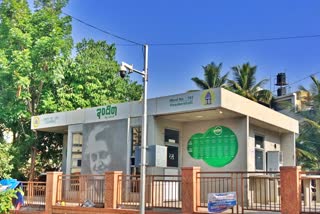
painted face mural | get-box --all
[187,126,238,167]
[82,120,128,175]
[87,140,111,174]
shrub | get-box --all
[0,188,18,214]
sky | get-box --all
[39,1,320,98]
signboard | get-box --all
[155,89,221,115]
[208,192,237,213]
[31,112,67,130]
[169,95,194,107]
[167,146,178,167]
[187,126,238,167]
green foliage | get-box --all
[296,75,320,170]
[228,62,272,106]
[40,39,143,112]
[0,0,72,179]
[0,0,142,179]
[191,62,272,106]
[191,62,228,89]
[0,142,14,179]
[0,188,18,213]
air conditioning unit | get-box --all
[266,151,283,171]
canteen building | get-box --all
[31,88,299,177]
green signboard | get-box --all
[187,126,238,167]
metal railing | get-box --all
[21,181,46,207]
[196,171,281,214]
[117,174,182,210]
[300,171,320,213]
[57,174,105,206]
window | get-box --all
[71,133,83,173]
[164,129,179,168]
[130,127,141,192]
[131,127,142,157]
[255,135,264,170]
[164,129,179,144]
[131,127,141,176]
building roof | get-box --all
[31,88,299,134]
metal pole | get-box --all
[139,44,148,214]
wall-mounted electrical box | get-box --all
[266,151,283,171]
[135,145,167,167]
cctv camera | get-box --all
[119,65,127,78]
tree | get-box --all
[296,75,320,169]
[41,39,143,112]
[228,62,272,106]
[0,0,72,179]
[0,0,143,179]
[191,62,228,89]
[0,142,14,179]
[34,39,143,174]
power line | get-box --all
[288,71,320,87]
[149,35,320,46]
[63,12,143,46]
[63,12,320,47]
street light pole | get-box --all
[140,44,148,214]
[120,44,148,214]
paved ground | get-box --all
[17,205,281,214]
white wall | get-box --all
[248,125,281,171]
[154,118,183,147]
[281,132,296,166]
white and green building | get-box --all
[31,88,299,177]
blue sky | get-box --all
[39,1,320,98]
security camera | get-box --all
[119,62,133,79]
[119,64,127,78]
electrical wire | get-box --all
[63,12,143,46]
[149,35,320,46]
[63,12,320,47]
[288,71,320,87]
[63,12,320,88]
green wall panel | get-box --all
[187,126,238,167]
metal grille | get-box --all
[21,181,46,207]
[301,171,320,213]
[196,171,280,214]
[57,174,105,206]
[117,174,182,210]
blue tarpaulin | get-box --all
[0,178,20,190]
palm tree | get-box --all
[228,62,272,106]
[296,75,320,169]
[299,75,320,108]
[191,62,228,89]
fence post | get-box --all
[280,166,301,214]
[45,171,62,213]
[105,171,123,209]
[181,166,200,214]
